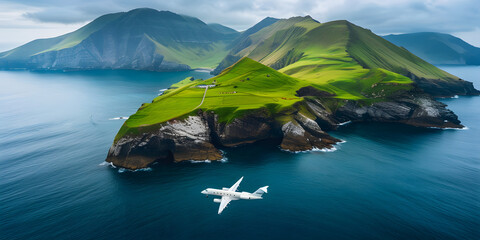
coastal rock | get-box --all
[208,110,278,147]
[407,73,480,97]
[304,99,339,130]
[335,94,463,128]
[106,116,222,169]
[280,114,340,152]
[107,92,464,170]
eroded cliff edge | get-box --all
[106,91,462,170]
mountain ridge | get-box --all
[383,32,480,65]
[213,17,478,97]
[0,8,239,71]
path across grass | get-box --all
[194,86,209,110]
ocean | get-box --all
[0,67,478,239]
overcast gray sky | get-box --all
[1,0,479,51]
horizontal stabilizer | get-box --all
[252,186,269,197]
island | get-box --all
[106,16,478,169]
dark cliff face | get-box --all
[406,73,480,97]
[335,95,462,128]
[106,91,462,170]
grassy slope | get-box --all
[237,19,413,100]
[346,23,459,81]
[1,9,238,69]
[39,13,124,53]
[151,39,232,68]
[0,13,123,60]
[115,57,413,141]
[218,17,458,89]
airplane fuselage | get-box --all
[201,188,263,200]
[201,177,268,214]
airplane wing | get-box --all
[228,176,243,192]
[218,196,232,214]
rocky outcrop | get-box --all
[280,113,340,152]
[106,109,340,169]
[207,110,278,147]
[335,93,463,128]
[106,90,465,170]
[407,73,480,97]
[106,116,222,169]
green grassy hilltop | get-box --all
[214,17,471,97]
[116,57,413,141]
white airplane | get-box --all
[201,177,269,214]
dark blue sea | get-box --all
[0,67,479,240]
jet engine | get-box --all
[213,198,222,203]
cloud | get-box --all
[1,0,480,45]
[23,7,93,24]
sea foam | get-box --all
[109,117,129,120]
[337,121,352,126]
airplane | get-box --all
[201,177,269,214]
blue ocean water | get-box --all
[0,67,479,240]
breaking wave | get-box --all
[338,121,352,126]
[109,116,129,120]
[99,161,116,168]
[188,156,228,163]
[189,160,212,163]
[428,126,469,130]
[100,161,152,173]
[118,167,152,173]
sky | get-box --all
[0,0,479,51]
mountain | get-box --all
[211,17,279,74]
[0,8,240,71]
[384,32,480,65]
[106,16,479,169]
[213,17,479,97]
[107,57,464,169]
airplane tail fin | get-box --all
[252,186,269,197]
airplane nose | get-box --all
[201,190,207,194]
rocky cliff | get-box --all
[106,91,462,170]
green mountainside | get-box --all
[115,57,413,141]
[0,8,239,70]
[214,17,478,97]
[210,17,279,74]
[0,13,123,63]
[384,32,480,65]
[97,13,478,168]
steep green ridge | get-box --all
[346,24,458,81]
[383,32,480,65]
[115,57,413,141]
[214,17,477,96]
[210,17,279,74]
[0,8,239,70]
